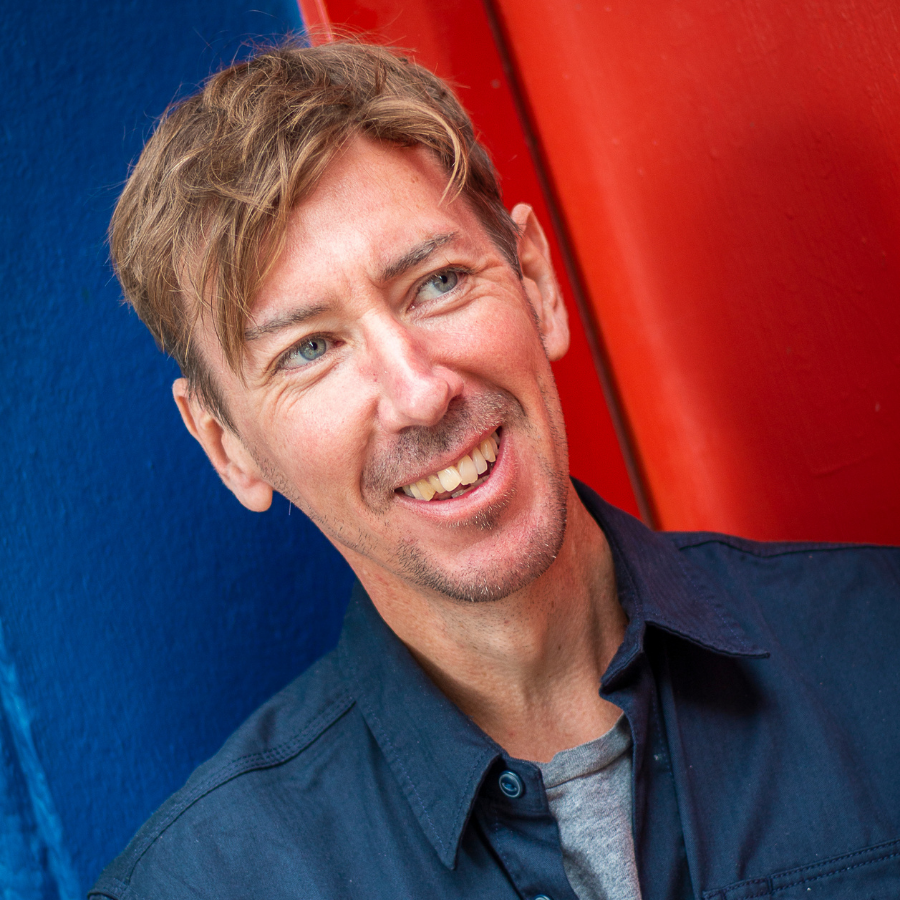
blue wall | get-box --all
[1,2,355,894]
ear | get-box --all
[511,203,570,361]
[172,378,274,512]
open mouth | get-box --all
[399,429,500,502]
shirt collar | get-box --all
[337,481,767,869]
[337,584,502,869]
[573,481,768,689]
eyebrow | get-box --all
[378,231,458,282]
[244,303,331,343]
[243,231,460,344]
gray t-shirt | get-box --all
[534,716,642,900]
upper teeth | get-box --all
[402,432,499,501]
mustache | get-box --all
[362,391,514,499]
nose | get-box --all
[365,317,464,432]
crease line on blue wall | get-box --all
[0,617,80,900]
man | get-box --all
[91,40,900,900]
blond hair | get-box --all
[110,39,519,427]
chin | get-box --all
[395,477,569,604]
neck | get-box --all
[359,485,626,762]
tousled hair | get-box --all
[110,39,520,427]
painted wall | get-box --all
[492,0,900,542]
[0,1,359,895]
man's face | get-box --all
[185,138,571,605]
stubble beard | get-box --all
[393,465,569,604]
[251,387,571,606]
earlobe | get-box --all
[510,204,570,361]
[172,379,274,512]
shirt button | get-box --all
[534,895,553,900]
[498,770,524,798]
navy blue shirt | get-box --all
[91,484,900,900]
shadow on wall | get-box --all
[1,1,356,896]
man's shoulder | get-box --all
[193,648,356,774]
[667,526,900,560]
[665,527,900,593]
[662,528,900,664]
[579,479,900,611]
[90,648,357,900]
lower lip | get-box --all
[395,431,509,518]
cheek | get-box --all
[257,376,372,492]
[470,302,549,382]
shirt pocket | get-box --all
[702,837,900,900]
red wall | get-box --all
[492,0,900,542]
[302,0,900,544]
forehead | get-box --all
[299,137,462,233]
[252,139,486,310]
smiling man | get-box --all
[91,40,900,900]
[192,139,576,614]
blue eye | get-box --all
[286,336,328,367]
[420,269,460,299]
